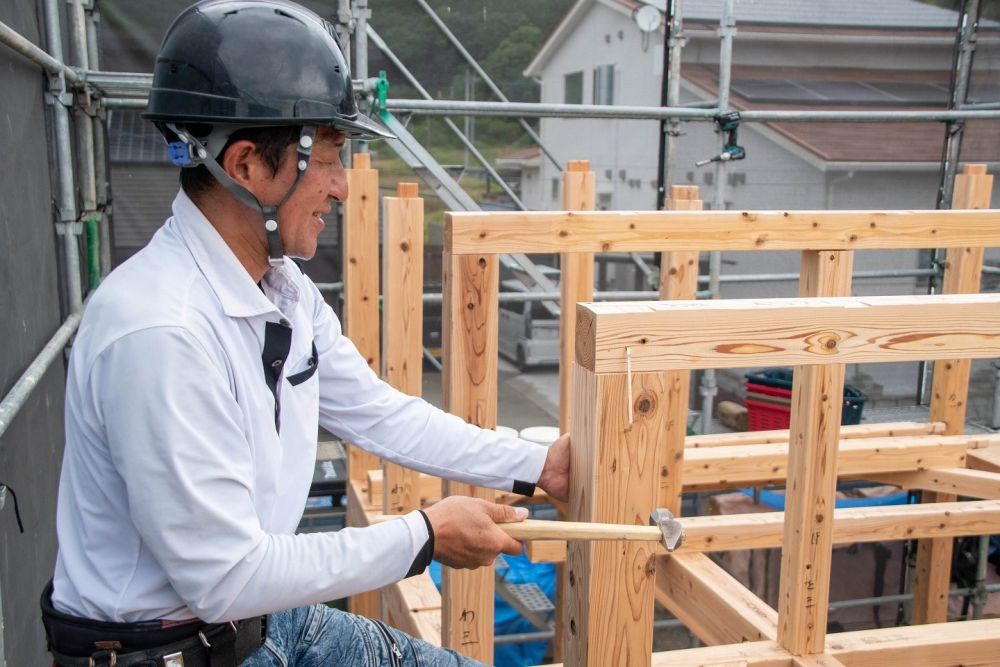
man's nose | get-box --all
[329,164,348,202]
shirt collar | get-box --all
[171,190,299,320]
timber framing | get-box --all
[341,164,1000,665]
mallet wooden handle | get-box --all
[500,519,662,542]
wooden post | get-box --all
[776,249,854,655]
[913,163,993,624]
[559,160,596,433]
[658,185,702,514]
[381,182,424,516]
[555,160,595,661]
[344,152,382,619]
[565,366,666,666]
[440,250,499,663]
[344,152,382,483]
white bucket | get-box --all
[519,425,560,447]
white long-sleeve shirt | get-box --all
[53,190,549,623]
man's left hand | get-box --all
[536,433,569,502]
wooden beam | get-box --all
[381,573,442,646]
[565,366,664,666]
[914,163,993,625]
[658,185,702,513]
[686,421,943,449]
[559,160,595,433]
[526,539,567,563]
[825,617,1000,667]
[968,445,1000,473]
[381,182,425,516]
[344,153,382,618]
[869,468,1000,500]
[791,655,845,667]
[366,469,440,508]
[678,500,1000,553]
[777,249,852,656]
[512,499,1000,563]
[575,293,1000,373]
[681,435,990,490]
[444,208,1000,255]
[440,250,498,663]
[655,552,778,645]
[555,160,595,663]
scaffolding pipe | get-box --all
[701,0,735,435]
[0,19,80,83]
[352,0,370,155]
[382,99,1000,122]
[87,9,112,278]
[367,26,526,210]
[45,0,83,315]
[0,314,82,441]
[413,0,562,172]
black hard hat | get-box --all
[142,0,391,140]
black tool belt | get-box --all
[41,582,266,666]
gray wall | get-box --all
[0,1,68,664]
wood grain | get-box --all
[576,293,1000,373]
[565,367,664,667]
[445,208,1000,255]
[381,183,424,515]
[914,163,992,625]
[440,251,498,663]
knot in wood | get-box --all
[400,241,410,252]
[804,330,841,355]
[478,257,487,268]
[634,391,656,415]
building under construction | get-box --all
[2,0,1000,665]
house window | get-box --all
[564,71,583,104]
[593,65,614,105]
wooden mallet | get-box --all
[500,508,685,552]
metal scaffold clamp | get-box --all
[696,110,746,167]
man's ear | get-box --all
[220,139,263,189]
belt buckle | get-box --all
[163,651,185,666]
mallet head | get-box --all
[649,508,685,552]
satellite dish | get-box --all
[633,4,662,33]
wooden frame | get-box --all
[343,163,1000,665]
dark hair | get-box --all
[179,125,303,201]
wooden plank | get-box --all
[515,499,1000,563]
[658,185,702,513]
[824,618,1000,667]
[345,479,380,617]
[381,573,442,645]
[565,367,664,667]
[967,445,1000,473]
[559,161,595,433]
[444,208,1000,255]
[575,293,1000,373]
[381,182,424,516]
[344,151,382,484]
[526,539,567,563]
[678,500,1000,553]
[914,163,992,626]
[440,250,498,663]
[791,655,845,667]
[869,468,1000,500]
[541,618,1000,667]
[555,160,594,663]
[366,469,443,508]
[686,421,943,448]
[777,248,852,656]
[682,435,987,490]
[655,552,778,644]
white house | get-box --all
[516,0,1000,410]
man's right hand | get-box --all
[422,496,528,569]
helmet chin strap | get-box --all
[166,123,318,267]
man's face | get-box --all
[258,127,348,261]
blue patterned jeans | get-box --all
[242,604,488,666]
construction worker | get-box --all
[42,1,569,665]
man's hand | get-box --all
[537,432,570,502]
[423,496,528,569]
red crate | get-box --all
[745,397,792,430]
